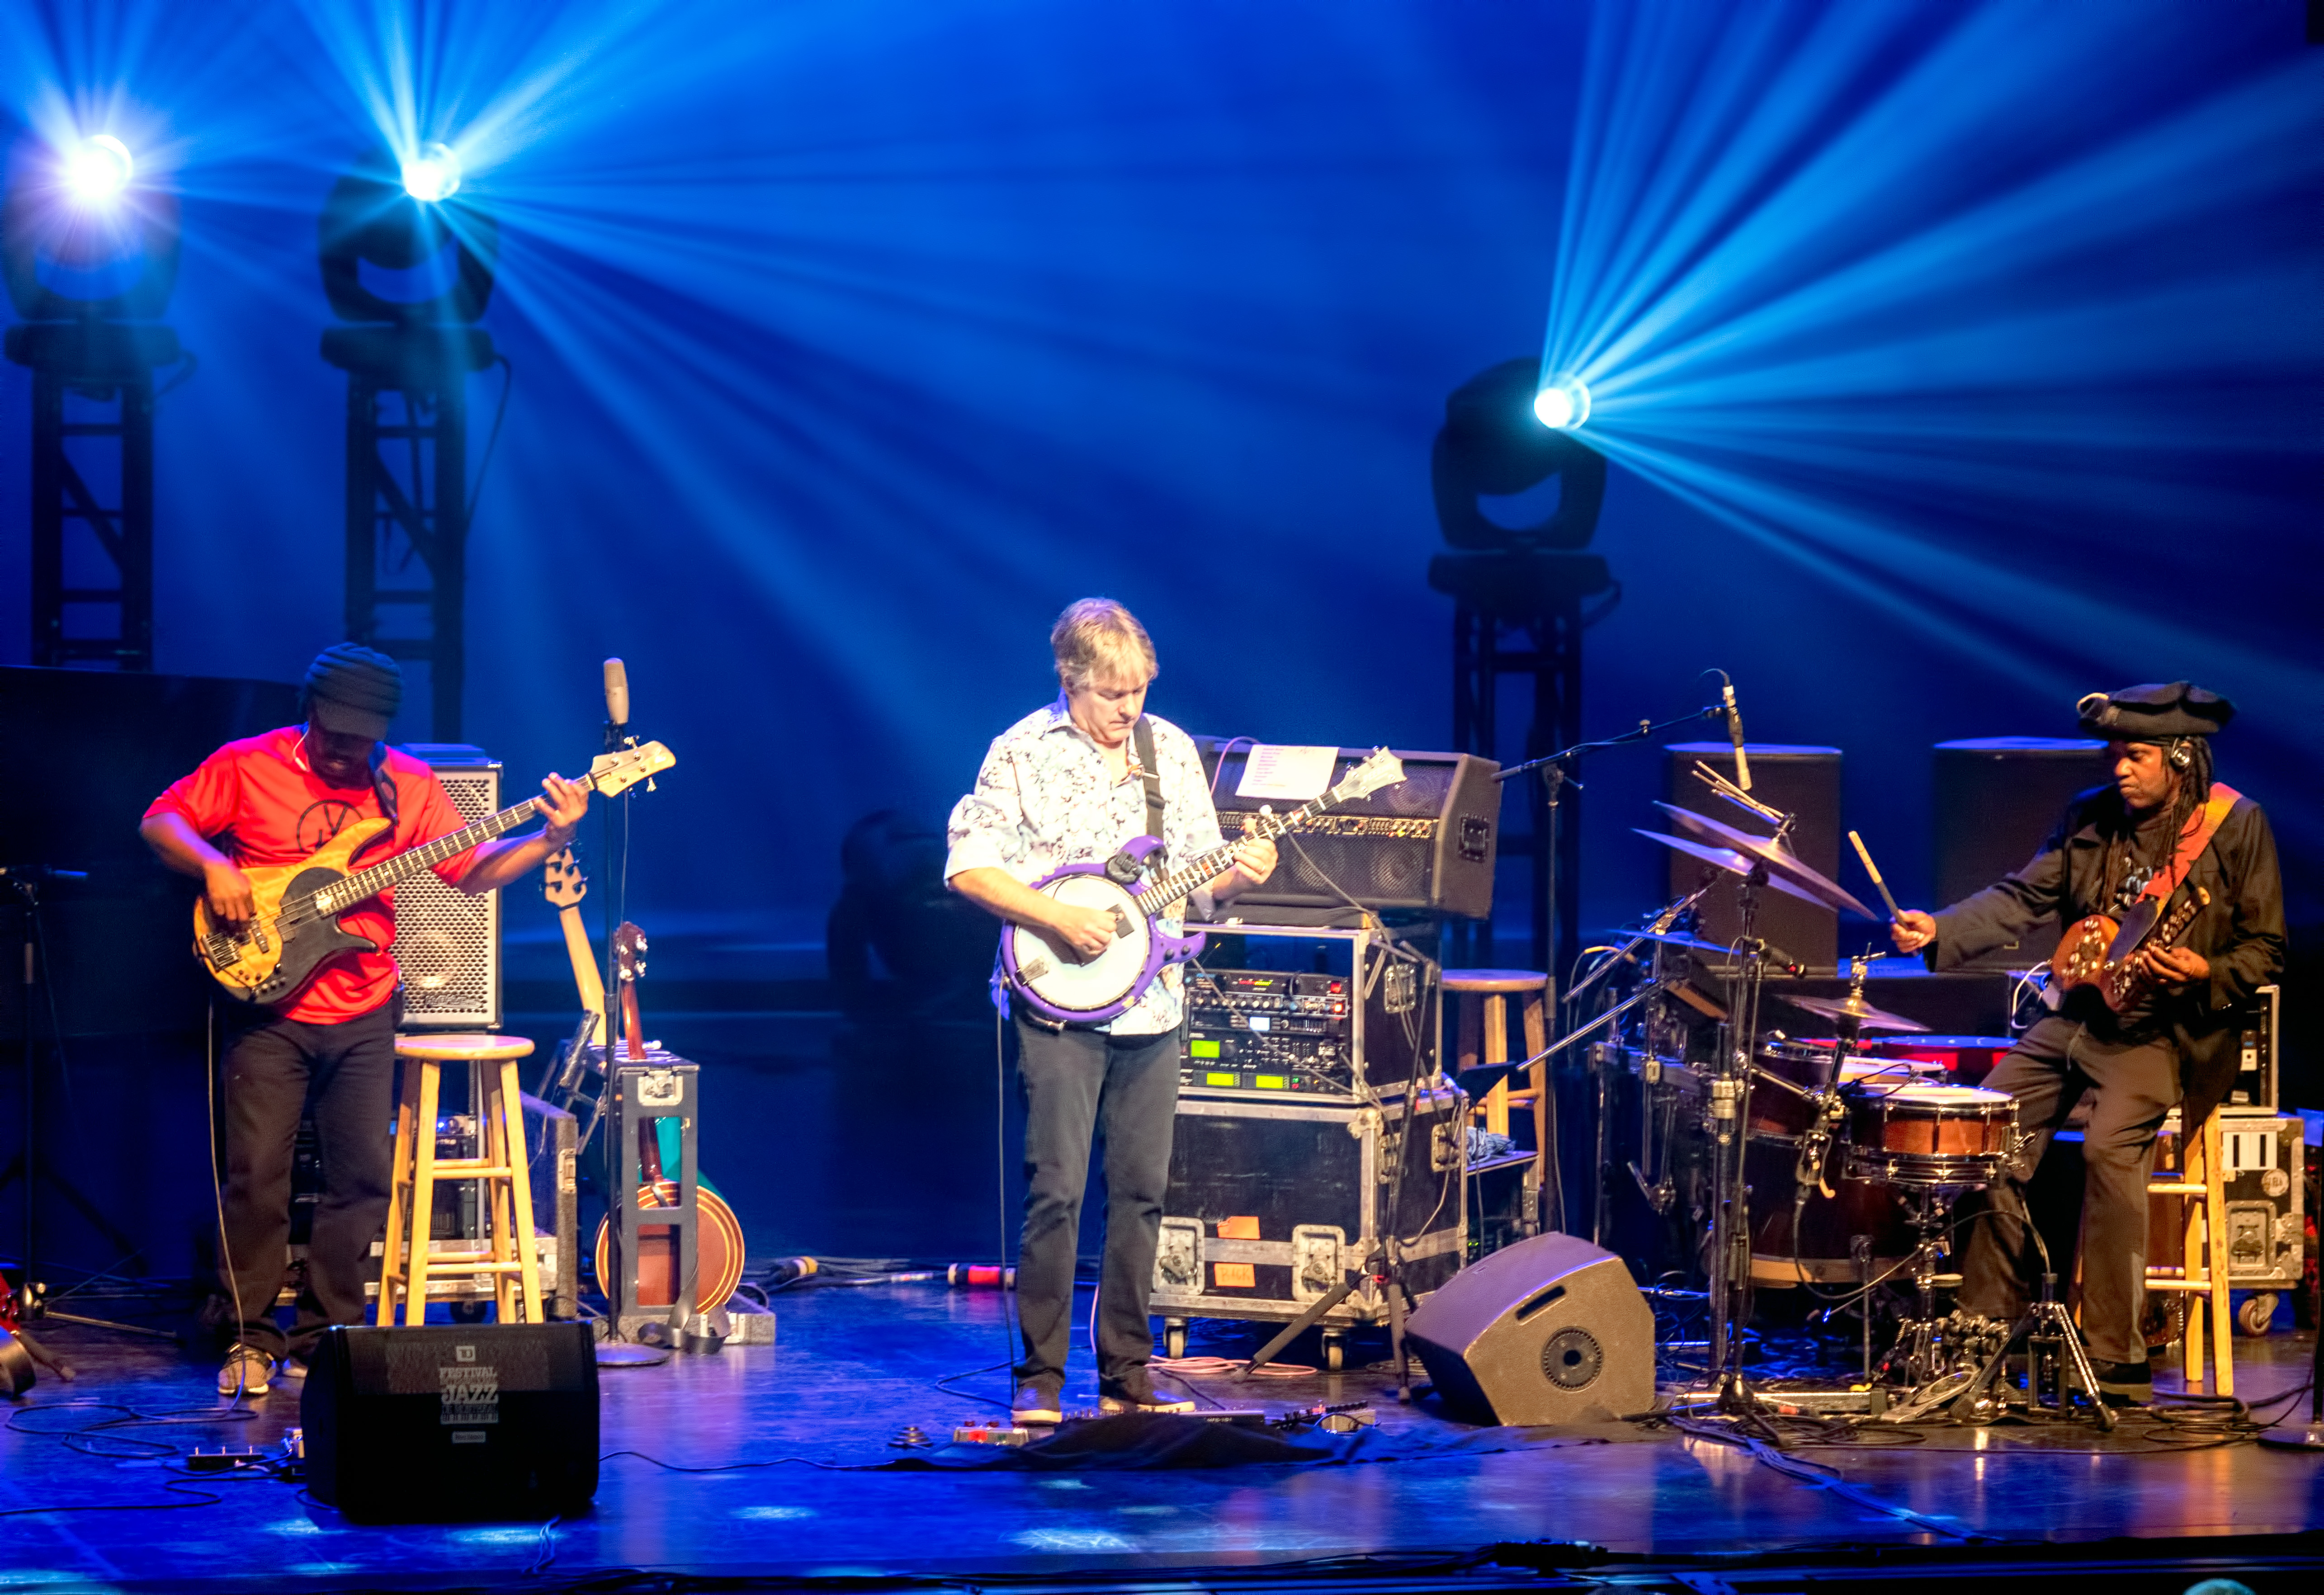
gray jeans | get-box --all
[1012,1015,1181,1391]
[1956,1015,2180,1365]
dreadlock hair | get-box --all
[2104,737,2213,903]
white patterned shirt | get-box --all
[945,697,1226,1034]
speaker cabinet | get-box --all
[1196,741,1501,918]
[1932,738,2109,971]
[303,1324,599,1521]
[1665,743,1843,970]
[1404,1232,1654,1424]
[396,743,501,1028]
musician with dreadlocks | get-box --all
[1889,682,2283,1403]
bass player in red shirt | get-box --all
[140,645,590,1397]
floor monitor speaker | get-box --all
[1404,1232,1653,1424]
[303,1323,598,1521]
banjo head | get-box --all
[1008,873,1153,1017]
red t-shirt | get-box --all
[145,727,478,1024]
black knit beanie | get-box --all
[302,642,403,740]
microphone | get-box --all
[603,658,630,746]
[1722,680,1752,792]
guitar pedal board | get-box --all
[1179,925,1437,1100]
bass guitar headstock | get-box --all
[542,846,589,911]
[589,740,677,800]
[1330,746,1406,805]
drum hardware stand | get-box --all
[1947,1269,2117,1432]
[1703,860,1779,1423]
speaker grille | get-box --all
[394,760,500,1028]
[1541,1326,1601,1390]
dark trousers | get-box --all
[216,1004,398,1360]
[1013,1015,1181,1391]
[1957,1014,2180,1366]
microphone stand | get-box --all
[1495,702,1727,1231]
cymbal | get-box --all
[1652,803,1876,920]
[1774,992,1930,1033]
[1632,830,1829,910]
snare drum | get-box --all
[1842,1081,2017,1188]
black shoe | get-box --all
[1011,1383,1063,1425]
[1097,1373,1195,1415]
[2088,1359,2153,1404]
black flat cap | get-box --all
[2075,681,2234,741]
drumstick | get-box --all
[1847,830,1904,923]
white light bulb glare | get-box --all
[401,142,462,203]
[1533,377,1591,431]
[65,134,134,202]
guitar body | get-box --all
[192,816,393,1004]
[2051,889,2206,1013]
[1000,836,1206,1026]
[591,1183,748,1312]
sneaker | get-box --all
[2088,1359,2153,1404]
[273,1355,309,1382]
[217,1345,274,1397]
[1011,1383,1063,1425]
[1097,1373,1195,1415]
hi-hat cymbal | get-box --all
[1633,830,1828,910]
[1775,992,1930,1033]
[1653,803,1876,920]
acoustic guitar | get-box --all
[588,921,747,1312]
[194,739,675,1005]
[2053,886,2211,1013]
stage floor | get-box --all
[2,1283,2319,1592]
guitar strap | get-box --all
[368,741,400,825]
[1131,716,1165,844]
[2144,783,2239,902]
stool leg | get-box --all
[482,1071,516,1322]
[2182,1121,2205,1390]
[378,1063,420,1325]
[2204,1113,2234,1397]
[1482,994,1510,1137]
[406,1061,442,1327]
[501,1061,545,1324]
[1456,998,1482,1082]
[1523,994,1549,1232]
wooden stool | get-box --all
[1443,969,1551,1198]
[2145,1104,2234,1397]
[379,1033,545,1327]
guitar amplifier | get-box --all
[1933,738,2110,972]
[395,744,501,1029]
[1195,741,1500,919]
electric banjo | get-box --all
[1000,746,1405,1026]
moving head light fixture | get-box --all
[2,131,186,669]
[318,145,502,740]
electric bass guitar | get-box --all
[193,740,676,1005]
[2053,885,2211,1013]
[1000,746,1406,1026]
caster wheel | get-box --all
[2237,1293,2278,1336]
[1164,1321,1187,1359]
[1323,1334,1344,1372]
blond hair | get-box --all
[1051,598,1157,691]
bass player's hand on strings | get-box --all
[533,774,591,849]
[203,859,255,927]
[2141,945,2209,988]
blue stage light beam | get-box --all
[1536,0,2324,803]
